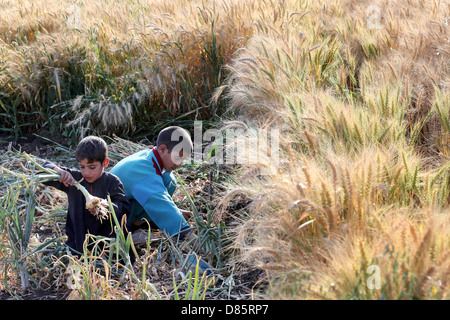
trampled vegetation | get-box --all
[0,0,449,299]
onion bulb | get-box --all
[76,181,109,222]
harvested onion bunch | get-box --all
[24,153,110,222]
[74,178,110,222]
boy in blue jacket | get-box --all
[110,126,193,241]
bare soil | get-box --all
[0,131,71,159]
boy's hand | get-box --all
[180,209,192,221]
[54,167,76,187]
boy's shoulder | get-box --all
[111,148,162,179]
[103,171,123,184]
[123,148,152,162]
[111,149,153,171]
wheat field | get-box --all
[1,0,449,300]
[214,0,449,299]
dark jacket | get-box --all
[43,163,130,254]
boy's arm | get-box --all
[162,171,191,220]
[162,171,177,196]
[132,175,189,238]
[42,161,77,191]
[107,177,130,224]
[142,190,190,238]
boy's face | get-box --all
[158,145,190,172]
[78,158,109,183]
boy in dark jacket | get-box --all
[43,136,130,255]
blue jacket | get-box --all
[110,147,188,237]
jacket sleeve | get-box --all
[131,174,188,237]
[41,161,79,193]
[107,176,130,226]
[162,171,177,196]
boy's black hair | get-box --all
[156,126,193,153]
[75,136,108,163]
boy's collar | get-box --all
[152,146,164,173]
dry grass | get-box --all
[0,0,253,138]
[214,0,450,299]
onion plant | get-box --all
[0,152,67,293]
